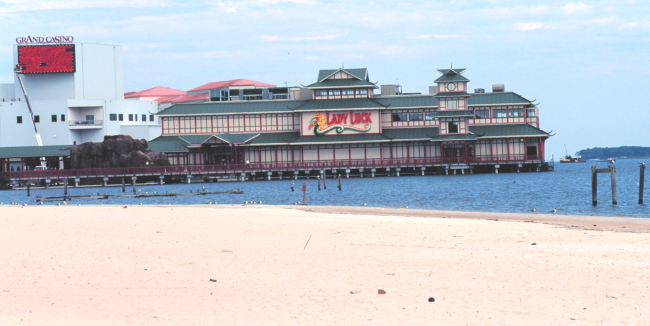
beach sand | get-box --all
[0,205,648,325]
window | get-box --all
[34,115,40,123]
[493,108,507,118]
[446,100,458,111]
[508,108,523,118]
[135,114,138,121]
[61,114,65,122]
[118,114,123,121]
[86,115,94,122]
[475,108,490,119]
[128,114,133,121]
[342,89,354,96]
[393,112,407,121]
[17,116,22,124]
[425,111,436,121]
[409,112,423,121]
[328,89,341,96]
[142,114,146,122]
[355,88,367,95]
[447,121,459,133]
[51,114,57,122]
[527,109,536,117]
[150,114,154,122]
[110,114,117,121]
[315,90,327,96]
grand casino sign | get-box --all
[301,110,380,136]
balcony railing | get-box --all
[1,155,545,180]
[69,120,103,127]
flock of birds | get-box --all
[529,208,558,215]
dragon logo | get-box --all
[307,112,371,135]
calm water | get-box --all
[1,159,648,218]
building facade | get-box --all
[0,42,160,149]
[150,67,549,177]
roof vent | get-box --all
[474,88,485,93]
[492,84,504,92]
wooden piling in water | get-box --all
[323,171,327,189]
[640,163,645,204]
[317,176,321,191]
[132,177,136,194]
[610,165,617,205]
[27,183,30,197]
[338,174,341,191]
[302,182,307,205]
[122,178,125,193]
[64,178,68,199]
[591,166,597,206]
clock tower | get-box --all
[434,67,471,135]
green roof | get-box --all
[317,68,368,82]
[306,79,377,89]
[434,91,470,98]
[437,68,467,74]
[431,110,474,118]
[147,141,190,153]
[468,92,532,106]
[0,145,71,158]
[431,134,477,142]
[294,96,439,112]
[469,124,549,138]
[383,127,439,140]
[157,100,305,116]
[434,74,470,83]
[290,134,391,145]
[246,132,301,145]
[151,133,261,146]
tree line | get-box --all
[576,146,650,159]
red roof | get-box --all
[157,93,209,104]
[188,79,276,92]
[125,86,186,98]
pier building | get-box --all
[147,67,550,180]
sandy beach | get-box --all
[1,205,649,325]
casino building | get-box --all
[150,67,551,178]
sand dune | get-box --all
[0,205,648,325]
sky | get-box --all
[1,0,649,159]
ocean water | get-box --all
[1,159,648,218]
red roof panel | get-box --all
[158,93,209,104]
[125,86,186,98]
[188,79,276,92]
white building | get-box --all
[0,42,160,148]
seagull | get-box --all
[56,203,60,206]
[38,202,43,205]
[78,204,81,206]
[362,203,367,206]
[140,203,143,205]
[529,208,537,214]
[123,206,128,208]
[62,202,67,205]
[258,201,262,204]
[549,209,557,215]
[245,201,248,205]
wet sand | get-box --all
[1,205,649,325]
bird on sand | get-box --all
[123,206,128,208]
[362,203,367,206]
[529,208,537,214]
[549,209,557,215]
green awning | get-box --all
[469,124,550,138]
[0,145,71,158]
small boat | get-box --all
[559,144,585,163]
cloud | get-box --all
[513,22,544,31]
[562,3,592,14]
[407,34,466,40]
[260,34,338,42]
[0,0,178,12]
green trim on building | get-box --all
[430,134,478,142]
[157,100,304,116]
[383,127,439,140]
